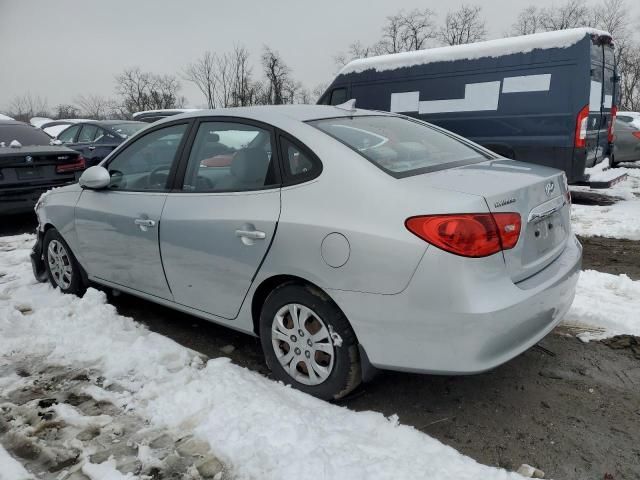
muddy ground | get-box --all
[2,214,640,479]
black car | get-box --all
[56,120,146,167]
[0,120,85,215]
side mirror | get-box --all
[50,139,62,146]
[79,166,111,190]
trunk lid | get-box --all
[0,146,82,189]
[412,159,571,283]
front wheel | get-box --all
[43,229,85,295]
[259,284,361,400]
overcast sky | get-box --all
[1,0,639,110]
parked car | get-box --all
[319,28,617,185]
[0,120,85,215]
[133,109,200,123]
[611,117,640,166]
[56,120,146,167]
[31,105,581,400]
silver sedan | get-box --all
[32,105,581,400]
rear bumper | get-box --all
[328,236,582,374]
[0,180,76,215]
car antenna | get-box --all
[334,99,356,112]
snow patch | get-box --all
[339,28,610,75]
[563,270,640,341]
[571,163,640,240]
[0,445,34,480]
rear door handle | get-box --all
[134,218,156,231]
[235,229,266,240]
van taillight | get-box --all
[405,213,521,258]
[608,106,617,143]
[575,104,589,148]
[56,156,86,173]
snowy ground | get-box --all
[571,162,640,240]
[1,235,527,479]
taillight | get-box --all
[405,213,521,258]
[575,104,589,148]
[608,106,617,143]
[56,155,86,173]
[632,132,640,140]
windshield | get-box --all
[309,116,490,177]
[111,123,146,138]
[0,124,52,146]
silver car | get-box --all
[32,105,581,400]
[611,115,640,166]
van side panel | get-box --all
[325,36,603,183]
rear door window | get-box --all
[182,121,278,192]
[57,125,80,143]
[310,115,490,178]
[78,125,99,143]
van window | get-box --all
[310,115,490,178]
[330,88,347,106]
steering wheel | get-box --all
[149,165,170,189]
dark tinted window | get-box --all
[329,88,347,106]
[107,124,187,191]
[58,125,80,143]
[182,121,277,192]
[0,124,52,146]
[310,115,490,177]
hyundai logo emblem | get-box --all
[545,181,555,196]
[25,155,33,164]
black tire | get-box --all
[43,228,85,296]
[259,283,361,401]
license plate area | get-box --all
[16,167,43,180]
[529,211,566,255]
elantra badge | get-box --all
[545,182,555,196]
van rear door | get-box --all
[588,35,615,166]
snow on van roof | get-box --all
[339,28,611,75]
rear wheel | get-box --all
[259,283,361,400]
[43,229,85,295]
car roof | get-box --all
[0,120,30,127]
[157,104,394,126]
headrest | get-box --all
[231,148,270,183]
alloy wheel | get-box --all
[47,239,73,290]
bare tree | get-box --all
[184,51,217,108]
[230,45,255,107]
[54,104,80,119]
[312,82,330,103]
[591,0,628,37]
[115,67,184,115]
[400,8,437,51]
[511,6,543,35]
[538,0,591,31]
[6,93,50,122]
[261,47,291,105]
[74,94,112,119]
[334,41,384,68]
[439,5,487,46]
[617,44,640,110]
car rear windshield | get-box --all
[309,115,490,178]
[112,123,146,138]
[0,124,52,146]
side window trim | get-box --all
[275,130,323,187]
[171,116,283,193]
[103,120,194,193]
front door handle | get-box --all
[134,218,156,231]
[235,229,266,240]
